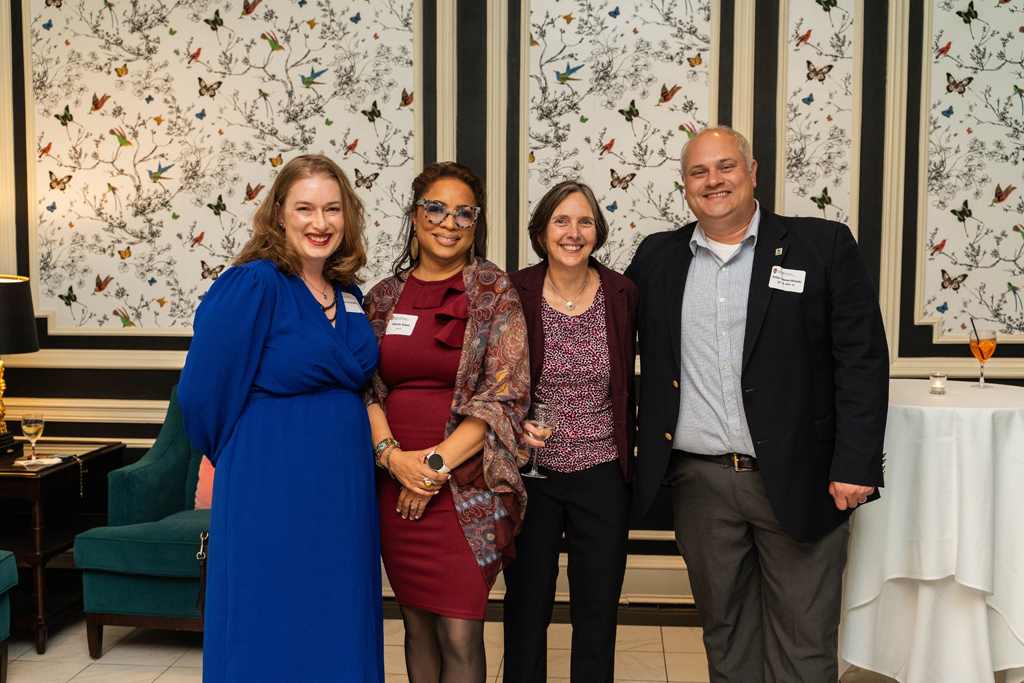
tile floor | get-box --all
[5,617,901,683]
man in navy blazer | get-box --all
[625,126,889,682]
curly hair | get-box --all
[527,180,609,259]
[233,155,368,285]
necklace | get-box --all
[546,271,589,311]
[300,273,330,300]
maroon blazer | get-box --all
[509,258,638,482]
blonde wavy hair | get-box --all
[233,155,368,285]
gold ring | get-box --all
[423,477,434,487]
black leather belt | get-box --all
[675,450,759,472]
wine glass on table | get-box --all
[522,403,557,479]
[21,414,44,460]
[969,329,997,389]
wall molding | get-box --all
[708,1,722,127]
[0,0,15,275]
[486,0,508,270]
[773,0,790,214]
[1,349,187,370]
[517,0,532,271]
[3,397,169,424]
[731,0,757,140]
[437,0,458,161]
[415,0,425,175]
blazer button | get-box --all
[664,432,672,441]
[672,380,679,389]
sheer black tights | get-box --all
[400,605,486,683]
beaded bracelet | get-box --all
[374,437,400,469]
[384,444,398,479]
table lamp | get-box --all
[0,275,40,455]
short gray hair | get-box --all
[679,125,754,176]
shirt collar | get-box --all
[689,201,761,255]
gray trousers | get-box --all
[666,453,849,683]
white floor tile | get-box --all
[665,652,710,683]
[384,675,409,683]
[483,620,504,649]
[68,664,167,683]
[616,625,664,652]
[547,623,573,650]
[171,645,202,668]
[383,645,406,675]
[615,651,668,681]
[661,627,705,654]
[15,627,131,663]
[154,668,202,683]
[5,659,90,683]
[383,619,405,646]
[6,638,36,660]
[547,647,572,678]
[485,650,503,677]
[99,630,195,667]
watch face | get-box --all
[427,452,444,471]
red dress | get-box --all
[376,272,490,619]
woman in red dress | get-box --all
[363,162,530,683]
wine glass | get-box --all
[522,403,557,480]
[969,329,997,389]
[21,414,44,460]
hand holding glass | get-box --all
[969,330,997,389]
[522,403,557,480]
[21,414,44,459]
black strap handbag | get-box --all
[196,531,209,616]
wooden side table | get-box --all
[0,442,125,654]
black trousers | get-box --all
[502,460,631,683]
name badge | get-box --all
[386,313,418,336]
[341,292,364,315]
[768,266,806,293]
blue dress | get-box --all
[178,259,383,682]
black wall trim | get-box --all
[717,0,735,128]
[3,369,182,400]
[505,0,522,272]
[423,0,438,166]
[12,0,28,279]
[751,1,779,211]
[857,0,889,294]
[456,0,487,179]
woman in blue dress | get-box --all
[178,155,383,682]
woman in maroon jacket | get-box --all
[503,180,638,683]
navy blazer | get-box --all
[624,211,889,542]
[510,258,638,482]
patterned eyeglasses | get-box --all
[415,198,481,229]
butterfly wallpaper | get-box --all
[528,0,713,271]
[781,0,856,227]
[31,0,414,331]
[922,0,1024,339]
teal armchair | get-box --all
[74,386,209,658]
[1,549,16,683]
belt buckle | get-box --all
[733,454,755,472]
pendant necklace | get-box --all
[300,274,330,300]
[547,272,588,311]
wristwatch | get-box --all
[426,450,451,474]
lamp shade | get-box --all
[0,275,40,355]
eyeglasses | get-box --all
[415,198,481,229]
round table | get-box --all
[839,379,1024,683]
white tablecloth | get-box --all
[839,379,1024,683]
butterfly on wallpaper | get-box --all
[599,139,615,155]
[46,202,56,212]
[145,95,154,104]
[188,48,201,64]
[93,275,114,294]
[301,66,328,88]
[610,169,636,190]
[153,115,164,125]
[633,27,638,34]
[815,0,843,25]
[201,261,226,280]
[618,99,647,135]
[198,78,222,98]
[806,61,833,82]
[207,194,234,218]
[149,277,158,285]
[42,19,53,30]
[243,183,265,202]
[270,154,283,167]
[39,142,51,157]
[936,302,949,313]
[802,93,814,105]
[373,33,379,39]
[630,222,637,228]
[355,169,380,189]
[941,269,968,292]
[606,201,618,212]
[941,106,953,117]
[555,62,585,84]
[115,64,128,77]
[956,1,987,39]
[991,183,1016,205]
[171,212,180,219]
[118,246,132,259]
[350,12,361,23]
[148,162,173,182]
[563,13,574,24]
[399,88,414,109]
[967,127,973,134]
[529,151,535,162]
[54,105,74,129]
[168,28,177,35]
[240,0,262,18]
[961,322,968,329]
[58,286,76,307]
[946,73,973,96]
[113,307,135,327]
[156,297,167,307]
[344,139,358,154]
[361,100,391,135]
[687,54,702,67]
[609,7,620,18]
[49,171,72,192]
[811,187,831,212]
[580,115,589,122]
[204,9,226,43]
[324,118,333,125]
[307,18,318,29]
[950,199,972,224]
[261,30,284,52]
[196,109,206,120]
[45,0,63,8]
[298,0,306,5]
[658,84,681,105]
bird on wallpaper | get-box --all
[996,0,1013,6]
[301,66,328,88]
[89,93,111,114]
[103,0,118,27]
[39,142,52,158]
[657,84,681,105]
[991,183,1016,206]
[398,88,413,109]
[1014,85,1024,114]
[261,31,284,52]
[148,162,174,182]
[679,122,697,139]
[93,275,114,294]
[188,47,201,64]
[599,139,615,155]
[931,239,947,256]
[555,62,585,84]
[258,89,273,116]
[530,33,539,46]
[796,29,811,47]
[1008,282,1022,312]
[109,127,132,147]
[344,139,358,155]
[240,0,262,18]
[113,307,136,327]
[935,41,952,61]
[1014,224,1024,241]
[191,232,205,247]
[243,183,265,202]
[108,183,121,212]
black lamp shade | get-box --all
[0,275,40,355]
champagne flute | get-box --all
[522,403,557,480]
[969,329,997,389]
[21,414,45,460]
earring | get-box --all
[469,241,476,263]
[410,234,419,260]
